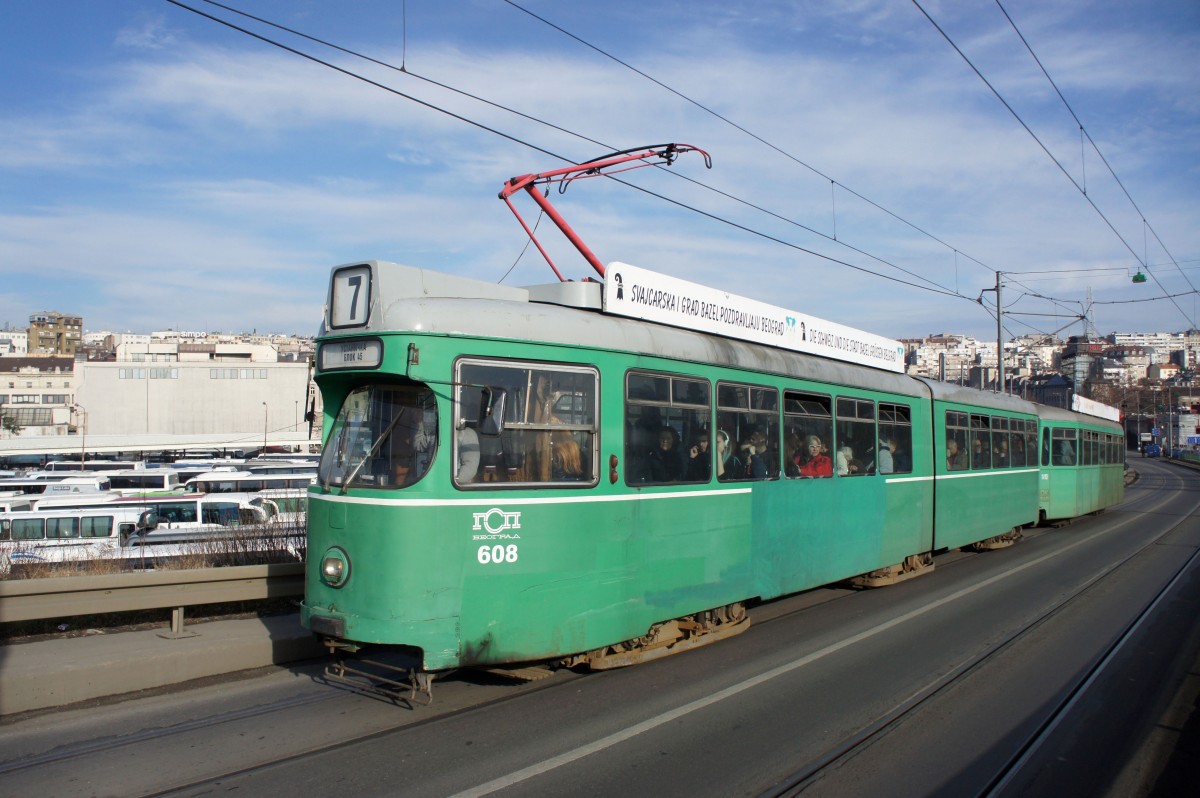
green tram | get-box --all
[302,261,1124,690]
[1036,405,1126,522]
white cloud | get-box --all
[0,0,1196,340]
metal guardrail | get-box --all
[0,563,305,629]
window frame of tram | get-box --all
[1008,418,1025,467]
[1024,419,1037,467]
[834,396,876,476]
[716,382,780,482]
[878,403,913,475]
[783,390,833,479]
[946,411,970,472]
[969,414,991,470]
[454,359,599,488]
[990,416,1009,467]
[624,371,711,485]
[1051,427,1078,467]
[317,382,440,490]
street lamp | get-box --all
[262,402,268,453]
[74,404,87,470]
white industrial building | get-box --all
[79,339,315,437]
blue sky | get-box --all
[1,0,1197,341]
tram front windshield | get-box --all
[318,384,437,490]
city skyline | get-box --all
[3,1,1198,339]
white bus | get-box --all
[27,494,268,529]
[0,475,111,496]
[44,460,146,473]
[0,492,35,513]
[250,489,308,527]
[0,507,144,574]
[105,469,184,497]
[184,471,315,494]
[1,496,295,573]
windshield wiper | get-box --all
[339,408,408,495]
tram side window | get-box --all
[835,397,875,476]
[717,383,779,481]
[1010,420,1027,467]
[1052,428,1078,466]
[946,411,969,471]
[319,383,439,490]
[970,415,991,469]
[625,372,710,484]
[456,361,598,487]
[878,403,912,474]
[783,391,833,479]
[991,417,1010,468]
[1099,433,1109,465]
[1041,427,1051,466]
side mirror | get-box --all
[478,387,507,437]
[137,511,160,531]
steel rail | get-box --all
[762,463,1196,797]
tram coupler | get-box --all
[322,640,436,705]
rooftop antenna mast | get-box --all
[498,144,711,282]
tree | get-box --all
[1,412,21,436]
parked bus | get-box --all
[1,498,298,574]
[184,471,315,495]
[0,492,35,513]
[0,475,111,496]
[24,493,268,529]
[251,488,308,528]
[44,460,147,473]
[0,507,144,574]
[105,469,184,497]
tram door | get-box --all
[1039,427,1051,505]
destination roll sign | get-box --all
[602,261,906,373]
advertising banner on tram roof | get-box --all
[601,261,906,374]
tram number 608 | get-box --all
[477,544,519,564]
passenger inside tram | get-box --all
[739,428,772,479]
[686,431,712,482]
[878,437,896,474]
[716,429,744,480]
[456,425,480,483]
[798,435,833,478]
[647,426,686,482]
[971,436,990,469]
[550,429,584,481]
[946,439,968,471]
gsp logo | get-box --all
[472,508,522,536]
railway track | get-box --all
[0,464,1189,797]
[764,462,1200,796]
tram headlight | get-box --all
[320,547,350,588]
